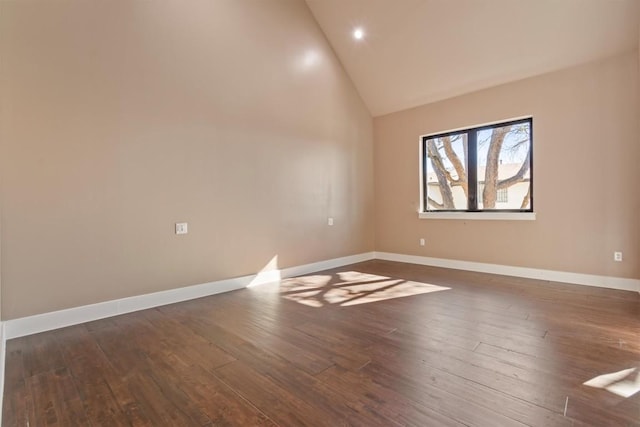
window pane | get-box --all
[476,122,531,210]
[425,133,468,210]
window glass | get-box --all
[476,122,531,210]
[425,133,468,210]
[423,118,532,213]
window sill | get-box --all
[418,212,536,221]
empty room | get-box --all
[0,0,639,426]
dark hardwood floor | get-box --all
[3,259,640,426]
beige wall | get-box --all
[374,51,640,280]
[0,0,374,319]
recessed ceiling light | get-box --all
[353,27,364,40]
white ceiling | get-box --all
[305,0,640,116]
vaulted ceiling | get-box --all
[305,0,640,116]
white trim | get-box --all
[0,321,5,427]
[4,252,376,339]
[280,252,374,278]
[375,252,640,293]
[419,212,536,220]
[418,136,425,213]
[4,249,637,341]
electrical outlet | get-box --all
[328,217,334,226]
[175,222,188,235]
[614,251,622,262]
[419,238,425,246]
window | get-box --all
[422,118,532,213]
[497,188,508,203]
[477,186,508,204]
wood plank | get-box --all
[3,259,639,426]
[214,358,396,426]
[26,368,90,426]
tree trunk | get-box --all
[482,126,510,208]
[442,136,467,197]
[427,140,455,209]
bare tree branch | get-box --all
[506,138,530,150]
[441,136,468,197]
[520,185,531,209]
[427,140,455,209]
[427,196,444,209]
[497,149,531,189]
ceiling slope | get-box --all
[305,0,640,116]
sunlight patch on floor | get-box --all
[584,368,640,398]
[280,271,450,307]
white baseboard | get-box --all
[4,250,637,341]
[4,252,375,340]
[0,321,5,426]
[280,252,374,279]
[375,252,640,293]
